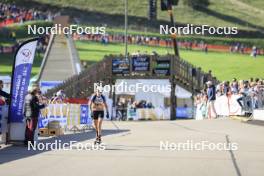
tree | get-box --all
[183,0,210,9]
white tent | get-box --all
[111,79,192,108]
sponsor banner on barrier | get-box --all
[253,109,264,121]
[80,105,91,124]
[132,55,150,72]
[68,104,80,126]
[196,95,243,119]
[153,59,171,76]
[176,107,193,119]
[112,59,130,75]
[127,107,170,120]
[38,104,92,128]
[215,95,242,116]
[38,104,68,128]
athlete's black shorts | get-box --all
[92,111,104,120]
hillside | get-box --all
[4,0,264,32]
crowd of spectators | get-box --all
[195,78,264,119]
[73,33,264,56]
[0,3,53,26]
[0,3,52,55]
[230,43,261,58]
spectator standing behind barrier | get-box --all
[236,81,249,109]
[231,78,239,94]
[50,89,66,104]
[0,80,10,105]
[206,81,217,119]
[23,87,46,145]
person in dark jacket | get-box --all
[0,80,10,105]
[24,87,46,145]
[206,81,217,119]
[0,89,10,99]
[0,80,10,98]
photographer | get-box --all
[24,86,46,145]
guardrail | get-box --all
[66,34,83,74]
[36,33,55,83]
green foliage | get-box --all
[3,0,264,31]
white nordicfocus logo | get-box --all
[160,24,238,35]
[28,24,106,35]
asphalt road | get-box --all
[0,118,264,176]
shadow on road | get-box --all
[0,129,129,164]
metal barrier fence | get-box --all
[195,94,264,119]
[38,103,93,135]
[241,94,264,113]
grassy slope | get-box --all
[25,0,264,30]
[1,40,263,81]
[76,41,264,81]
[239,0,264,10]
[1,0,264,81]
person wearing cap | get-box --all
[89,88,109,144]
[206,81,217,119]
[51,89,66,103]
[24,86,46,145]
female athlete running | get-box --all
[89,89,109,144]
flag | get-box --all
[9,38,38,123]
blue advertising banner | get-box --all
[176,107,193,119]
[38,104,92,128]
[9,38,38,123]
[112,59,130,75]
[80,104,91,124]
[132,55,150,72]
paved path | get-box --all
[40,34,75,82]
[0,118,264,176]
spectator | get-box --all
[23,86,46,145]
[237,81,249,109]
[251,46,257,58]
[0,80,10,105]
[231,78,239,94]
[206,81,217,119]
